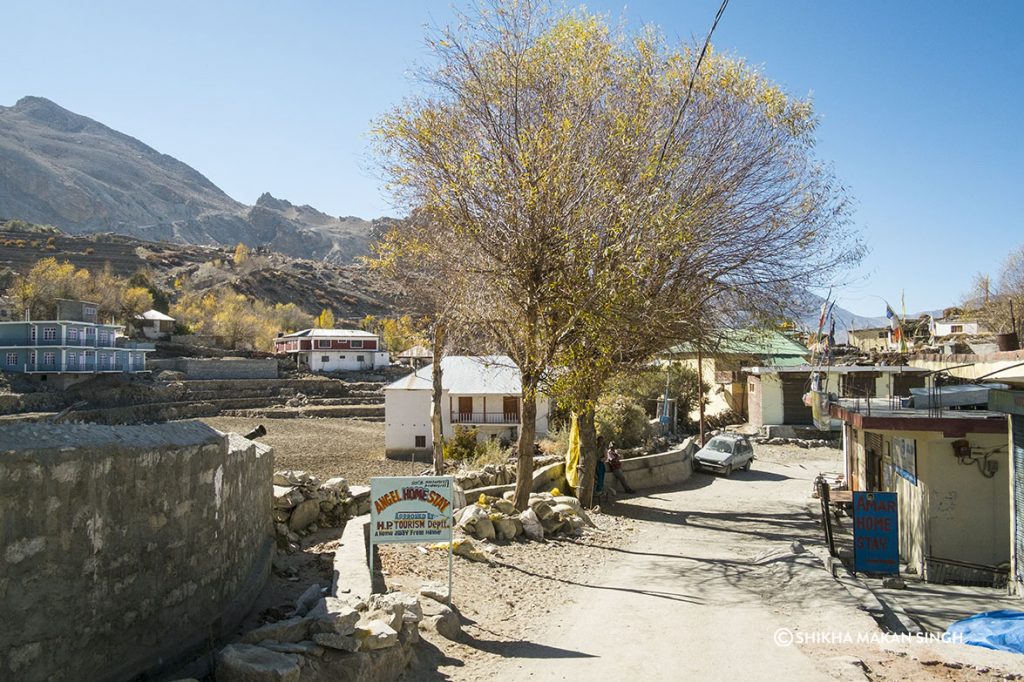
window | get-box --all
[30,327,36,341]
[43,327,57,341]
[67,353,78,367]
[43,352,55,365]
[357,355,365,362]
[351,340,364,349]
[415,435,427,448]
[321,356,330,363]
[317,340,331,348]
[877,331,887,339]
[84,306,96,317]
[5,353,16,366]
[68,327,79,342]
[951,324,963,333]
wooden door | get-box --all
[458,396,473,421]
[503,396,520,422]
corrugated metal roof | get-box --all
[136,309,175,321]
[384,355,521,394]
[280,328,379,339]
[666,329,809,362]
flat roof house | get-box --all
[384,355,550,457]
[0,298,154,387]
[830,397,1009,583]
[274,328,390,372]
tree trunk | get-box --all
[513,385,537,511]
[697,347,706,445]
[430,323,446,475]
[576,406,597,508]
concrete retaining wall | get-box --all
[613,446,693,492]
[150,357,279,380]
[0,422,274,682]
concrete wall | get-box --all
[150,357,279,380]
[610,447,694,492]
[909,349,1024,382]
[0,422,274,682]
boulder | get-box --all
[215,643,301,682]
[312,632,360,652]
[240,617,311,645]
[321,476,349,493]
[368,592,422,624]
[288,499,321,531]
[419,600,461,641]
[419,582,450,604]
[274,470,317,487]
[354,621,399,651]
[472,516,496,541]
[293,583,324,617]
[309,597,361,635]
[273,486,304,510]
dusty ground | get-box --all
[375,444,1024,681]
[198,416,418,483]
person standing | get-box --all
[594,440,607,500]
[606,442,635,494]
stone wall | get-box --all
[149,357,279,380]
[0,422,274,682]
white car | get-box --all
[693,434,755,476]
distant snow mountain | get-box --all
[0,96,383,263]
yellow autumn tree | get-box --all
[314,308,335,329]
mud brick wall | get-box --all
[0,422,274,682]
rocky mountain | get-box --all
[0,96,381,263]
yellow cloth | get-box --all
[565,412,581,489]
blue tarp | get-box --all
[946,610,1024,655]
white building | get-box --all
[134,309,175,340]
[384,355,550,456]
[931,318,981,337]
[274,328,390,372]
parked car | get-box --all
[693,433,755,476]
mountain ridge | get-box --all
[0,96,382,263]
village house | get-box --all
[990,385,1024,597]
[274,328,390,372]
[663,329,810,421]
[830,396,1010,584]
[383,355,549,457]
[0,298,153,386]
[133,309,176,340]
[745,364,928,431]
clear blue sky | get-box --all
[2,1,1021,317]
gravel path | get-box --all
[394,445,1024,680]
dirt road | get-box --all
[470,449,1022,681]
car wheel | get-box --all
[743,459,752,471]
[723,465,732,477]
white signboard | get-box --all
[370,476,455,544]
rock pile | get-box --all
[272,471,371,549]
[454,491,595,544]
[754,437,838,449]
[450,455,561,491]
[217,589,445,682]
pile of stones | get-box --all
[450,455,561,491]
[754,437,838,449]
[217,588,459,682]
[273,470,371,550]
[455,490,595,543]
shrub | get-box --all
[470,438,512,468]
[538,425,571,457]
[443,426,479,461]
[595,393,651,448]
